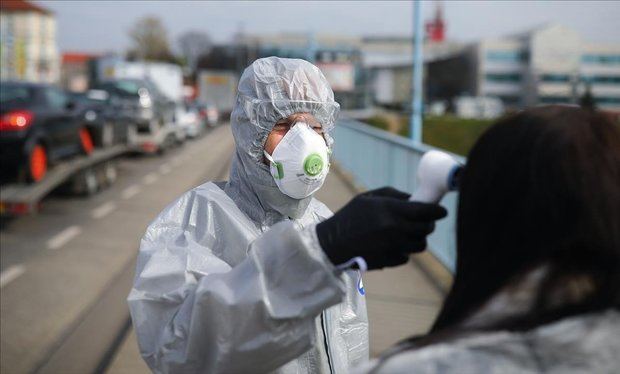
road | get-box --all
[1,124,449,373]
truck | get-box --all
[197,70,238,117]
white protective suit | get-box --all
[128,57,369,374]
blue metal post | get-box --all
[410,0,424,143]
[306,32,317,63]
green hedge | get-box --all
[399,115,495,156]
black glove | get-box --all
[316,187,447,270]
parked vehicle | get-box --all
[93,57,183,103]
[68,89,136,148]
[197,70,237,117]
[175,102,204,139]
[193,101,220,127]
[93,78,179,154]
[1,82,94,184]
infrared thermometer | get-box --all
[336,150,463,274]
[410,150,463,203]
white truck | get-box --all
[197,70,238,117]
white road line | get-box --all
[0,265,25,289]
[91,201,116,219]
[47,226,82,250]
[143,173,159,185]
[122,184,141,199]
[159,163,171,175]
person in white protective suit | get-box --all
[128,57,446,374]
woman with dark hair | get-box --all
[356,106,620,373]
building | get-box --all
[61,52,99,92]
[0,0,59,83]
[237,33,369,110]
[363,36,464,110]
[372,24,620,114]
[468,24,620,111]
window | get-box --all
[0,84,33,105]
[581,54,620,64]
[498,95,521,105]
[539,96,570,104]
[540,74,571,83]
[44,88,68,109]
[486,50,527,63]
[581,75,620,84]
[485,73,522,83]
[595,97,620,105]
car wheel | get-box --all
[103,162,117,186]
[127,124,138,146]
[82,168,99,195]
[27,144,48,183]
[80,128,95,155]
[102,122,114,147]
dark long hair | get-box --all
[431,106,620,334]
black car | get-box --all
[93,79,175,135]
[0,82,93,183]
[68,89,135,148]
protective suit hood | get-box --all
[224,57,339,227]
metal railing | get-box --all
[333,118,465,272]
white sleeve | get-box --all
[128,197,344,373]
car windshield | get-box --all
[97,81,144,97]
[0,84,34,107]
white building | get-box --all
[473,24,620,111]
[0,0,59,83]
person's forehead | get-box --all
[279,112,321,125]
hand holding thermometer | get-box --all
[335,150,462,274]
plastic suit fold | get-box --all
[128,57,368,374]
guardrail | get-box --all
[333,118,465,272]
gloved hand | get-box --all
[316,187,447,270]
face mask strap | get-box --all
[263,150,284,179]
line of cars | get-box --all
[0,79,220,186]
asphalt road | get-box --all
[0,124,235,374]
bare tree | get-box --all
[177,31,212,72]
[128,16,175,62]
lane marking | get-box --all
[143,173,159,185]
[159,163,171,175]
[122,184,141,199]
[0,265,25,289]
[91,201,116,219]
[47,226,82,250]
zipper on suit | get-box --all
[320,311,334,374]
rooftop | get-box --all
[0,0,52,15]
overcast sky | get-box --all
[39,0,620,54]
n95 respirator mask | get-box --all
[263,122,330,199]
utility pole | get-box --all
[410,0,424,143]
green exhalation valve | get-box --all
[303,154,324,176]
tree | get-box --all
[177,31,212,73]
[579,83,596,112]
[128,16,175,62]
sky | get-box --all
[39,0,620,54]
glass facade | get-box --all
[581,75,620,84]
[539,96,570,104]
[540,74,571,83]
[485,73,522,83]
[486,50,528,63]
[581,54,620,64]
